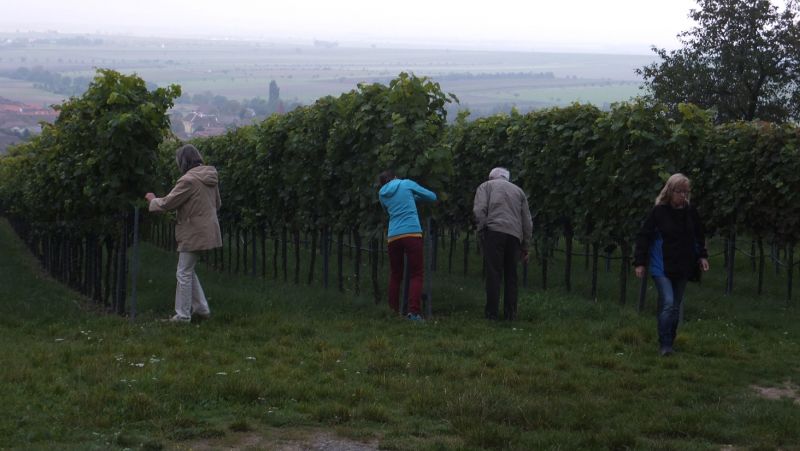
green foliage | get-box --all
[142,80,800,253]
[5,70,800,267]
[518,103,602,243]
[638,0,800,122]
[0,69,179,234]
[200,127,260,226]
[173,73,455,237]
[703,121,800,243]
[282,101,335,229]
[446,111,523,229]
[588,100,674,247]
[52,69,180,216]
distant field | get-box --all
[0,34,656,110]
[472,83,644,106]
[0,77,65,106]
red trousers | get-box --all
[387,236,424,315]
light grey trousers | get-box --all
[175,252,211,319]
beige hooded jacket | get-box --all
[149,165,223,252]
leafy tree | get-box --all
[638,0,800,122]
[267,80,283,114]
[268,80,280,105]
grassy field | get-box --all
[1,218,799,450]
[0,77,65,106]
[470,83,642,106]
[0,34,653,112]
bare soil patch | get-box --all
[177,428,379,451]
[751,380,800,405]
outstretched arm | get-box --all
[147,177,193,213]
[409,181,437,203]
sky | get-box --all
[0,0,734,54]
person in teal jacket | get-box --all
[378,170,437,320]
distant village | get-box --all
[0,82,291,154]
[0,98,57,153]
[0,61,295,153]
[167,98,287,140]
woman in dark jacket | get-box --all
[634,173,709,356]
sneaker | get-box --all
[406,313,424,322]
[169,315,191,323]
[659,346,674,357]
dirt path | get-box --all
[177,428,379,450]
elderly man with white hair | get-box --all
[473,167,533,320]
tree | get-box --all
[268,80,280,105]
[638,0,800,123]
[267,80,283,112]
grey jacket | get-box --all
[473,178,533,250]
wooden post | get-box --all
[787,244,794,305]
[590,243,599,302]
[424,216,433,318]
[725,229,736,295]
[637,269,648,313]
[564,226,573,292]
[619,243,630,306]
[129,208,140,321]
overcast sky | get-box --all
[0,0,774,54]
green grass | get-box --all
[1,217,799,450]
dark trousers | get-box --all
[483,230,520,320]
[387,236,424,315]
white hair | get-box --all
[489,167,510,181]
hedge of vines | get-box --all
[154,86,800,303]
[0,69,180,311]
[3,70,800,309]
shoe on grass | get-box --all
[169,315,191,323]
[406,313,424,322]
[659,346,674,357]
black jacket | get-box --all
[633,204,708,279]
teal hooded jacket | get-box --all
[379,179,437,239]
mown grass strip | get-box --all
[0,218,798,450]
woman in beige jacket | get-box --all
[145,144,222,322]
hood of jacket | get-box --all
[379,179,401,199]
[184,165,219,187]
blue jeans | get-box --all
[653,276,688,347]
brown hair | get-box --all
[176,144,204,174]
[378,169,395,187]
